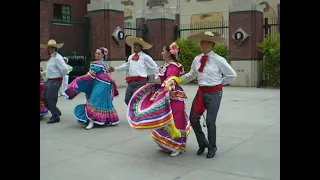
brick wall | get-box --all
[108,11,126,60]
[88,11,106,59]
[175,14,180,27]
[40,1,53,54]
[146,19,175,60]
[136,18,145,38]
[40,0,90,57]
[229,12,263,60]
[53,0,90,21]
[49,23,85,54]
[88,10,125,60]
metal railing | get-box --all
[178,21,229,46]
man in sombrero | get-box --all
[109,36,158,105]
[40,39,69,124]
[164,31,237,158]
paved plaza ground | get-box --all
[40,85,280,180]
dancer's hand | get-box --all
[166,80,175,87]
[161,76,183,91]
[108,67,115,73]
[161,80,175,91]
[170,123,181,139]
[166,80,175,91]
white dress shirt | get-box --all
[66,64,73,74]
[42,52,69,79]
[115,51,158,77]
[182,51,237,86]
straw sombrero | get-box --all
[125,36,152,49]
[188,31,225,44]
[40,39,64,49]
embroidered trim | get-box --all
[155,61,184,79]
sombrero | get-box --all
[125,36,152,49]
[188,31,225,44]
[40,39,64,49]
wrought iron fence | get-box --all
[178,21,229,46]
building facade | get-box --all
[40,0,280,87]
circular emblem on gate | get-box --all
[112,26,125,44]
[232,27,249,46]
[118,31,125,41]
[235,32,244,41]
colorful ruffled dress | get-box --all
[127,61,191,153]
[40,67,48,119]
[65,61,119,127]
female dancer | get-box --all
[127,42,191,157]
[65,47,119,130]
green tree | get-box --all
[258,34,280,87]
[175,38,201,72]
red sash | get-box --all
[125,77,147,83]
[194,84,223,114]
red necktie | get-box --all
[132,53,139,61]
[198,55,208,72]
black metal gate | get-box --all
[49,17,90,83]
[263,18,280,37]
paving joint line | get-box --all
[219,122,280,156]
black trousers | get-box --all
[124,82,147,105]
[189,90,222,151]
[42,80,62,119]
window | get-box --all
[53,4,71,22]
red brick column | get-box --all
[229,2,264,87]
[175,14,180,27]
[136,18,145,38]
[146,19,175,60]
[229,12,263,60]
[87,9,125,60]
[40,0,53,56]
[175,14,180,39]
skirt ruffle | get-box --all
[127,83,191,152]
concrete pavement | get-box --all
[40,85,280,180]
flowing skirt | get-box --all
[65,73,119,127]
[40,81,48,118]
[127,83,191,152]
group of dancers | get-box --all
[40,31,237,158]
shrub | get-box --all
[258,34,280,88]
[214,44,231,64]
[175,38,201,72]
[176,38,231,72]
